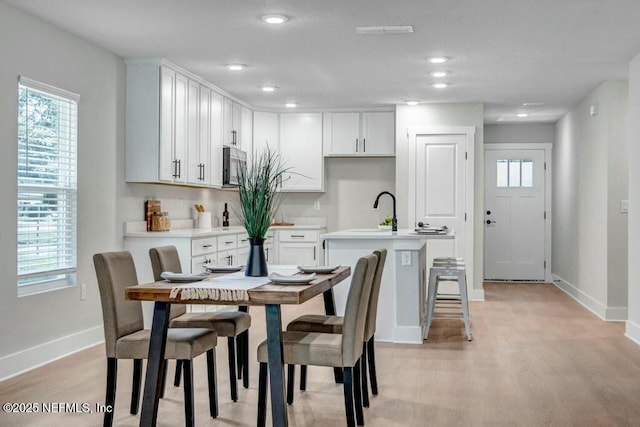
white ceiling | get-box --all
[6,0,640,123]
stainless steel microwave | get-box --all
[223,146,247,187]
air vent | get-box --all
[356,25,414,34]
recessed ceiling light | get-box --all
[428,56,449,64]
[432,83,448,89]
[285,103,297,108]
[517,113,528,118]
[261,14,288,24]
[261,86,277,92]
[430,71,449,78]
[406,101,419,106]
[226,64,246,71]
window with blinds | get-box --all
[17,77,79,295]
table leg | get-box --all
[265,304,288,427]
[322,290,344,384]
[139,302,170,427]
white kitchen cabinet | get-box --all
[323,111,395,157]
[253,111,279,154]
[125,59,225,187]
[223,98,251,150]
[275,229,323,266]
[279,113,324,191]
[209,91,224,187]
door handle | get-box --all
[486,220,497,225]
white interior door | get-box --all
[415,134,467,257]
[484,149,546,281]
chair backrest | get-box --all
[364,249,387,341]
[149,246,187,320]
[341,253,378,367]
[93,251,144,358]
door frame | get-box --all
[484,143,553,283]
[407,126,477,298]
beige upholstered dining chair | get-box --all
[149,246,251,402]
[93,251,219,427]
[256,253,378,427]
[286,249,387,407]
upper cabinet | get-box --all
[279,113,324,192]
[253,111,279,154]
[125,59,246,188]
[223,98,252,151]
[323,111,395,157]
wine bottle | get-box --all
[222,203,229,227]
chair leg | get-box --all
[242,331,249,388]
[257,362,268,427]
[353,360,364,426]
[236,334,243,380]
[300,365,307,391]
[160,359,168,398]
[360,343,370,408]
[286,364,295,405]
[227,337,238,402]
[174,360,182,387]
[367,337,378,396]
[182,360,195,427]
[343,367,355,427]
[206,349,218,418]
[130,359,142,415]
[104,357,117,427]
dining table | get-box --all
[125,265,351,427]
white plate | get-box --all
[377,224,392,230]
[268,272,317,285]
[297,265,340,274]
[160,272,210,282]
[204,265,243,273]
[413,229,446,235]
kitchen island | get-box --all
[322,228,454,344]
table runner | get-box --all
[168,265,300,301]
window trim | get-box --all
[17,76,79,297]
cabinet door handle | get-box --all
[202,244,212,248]
[313,246,316,260]
[291,235,305,238]
[225,241,234,245]
[177,159,181,178]
[172,159,179,178]
[363,138,366,152]
[266,247,269,262]
[355,138,358,152]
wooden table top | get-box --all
[125,266,351,306]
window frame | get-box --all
[17,76,80,297]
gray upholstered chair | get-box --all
[149,246,251,402]
[286,249,387,407]
[93,251,219,427]
[256,253,378,427]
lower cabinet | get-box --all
[275,228,325,266]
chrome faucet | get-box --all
[373,191,397,231]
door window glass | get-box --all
[497,159,533,188]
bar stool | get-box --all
[425,262,472,341]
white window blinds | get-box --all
[17,77,79,293]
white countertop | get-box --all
[321,228,454,240]
[124,224,327,238]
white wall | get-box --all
[484,123,555,144]
[627,53,640,343]
[395,103,484,295]
[0,2,124,378]
[552,80,628,320]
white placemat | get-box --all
[169,265,300,301]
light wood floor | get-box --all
[2,282,640,426]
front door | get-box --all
[484,149,546,281]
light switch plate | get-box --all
[621,200,629,214]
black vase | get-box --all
[245,237,268,277]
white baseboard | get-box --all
[625,320,640,346]
[551,274,628,321]
[0,326,104,381]
[552,274,607,319]
[470,288,485,301]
